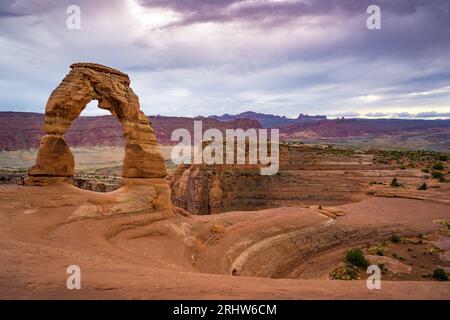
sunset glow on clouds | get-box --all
[0,0,449,118]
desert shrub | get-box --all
[390,177,401,187]
[431,171,444,179]
[367,243,385,256]
[418,183,427,190]
[390,234,401,243]
[330,262,359,280]
[438,155,448,161]
[432,163,444,171]
[345,249,369,269]
[432,268,449,281]
[421,168,430,173]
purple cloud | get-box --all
[138,0,446,27]
[0,0,449,118]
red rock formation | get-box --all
[26,63,167,184]
[25,63,175,215]
[169,143,421,215]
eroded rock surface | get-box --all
[169,143,450,215]
[26,63,166,185]
[25,63,173,215]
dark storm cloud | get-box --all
[0,0,60,18]
[138,0,447,26]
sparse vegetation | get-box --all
[367,243,385,256]
[346,248,369,269]
[435,219,450,229]
[330,262,359,280]
[432,268,449,281]
[390,234,401,243]
[418,183,427,190]
[432,163,444,171]
[390,177,402,187]
[431,171,444,180]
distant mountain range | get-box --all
[207,111,326,128]
[0,111,449,152]
[0,112,261,150]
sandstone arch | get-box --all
[26,63,167,185]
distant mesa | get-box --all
[208,111,327,128]
[1,110,450,152]
[0,113,262,151]
[297,113,327,120]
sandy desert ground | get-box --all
[0,182,449,300]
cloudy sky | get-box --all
[0,0,449,118]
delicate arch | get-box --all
[26,63,167,185]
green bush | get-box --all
[431,171,444,179]
[390,177,401,187]
[418,183,427,190]
[432,268,449,281]
[438,155,448,161]
[432,163,444,171]
[390,234,401,243]
[422,168,430,173]
[330,263,359,280]
[346,249,369,269]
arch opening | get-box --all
[67,100,124,192]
